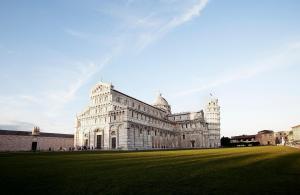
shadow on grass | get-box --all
[0,147,299,195]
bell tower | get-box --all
[205,95,221,147]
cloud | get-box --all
[0,0,210,132]
[60,43,123,105]
[164,0,208,29]
[0,121,35,131]
[96,0,209,52]
[132,13,162,29]
[136,0,209,51]
[64,28,91,40]
[56,60,109,104]
[0,42,121,131]
[173,41,300,97]
[62,0,209,100]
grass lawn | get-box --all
[0,146,299,194]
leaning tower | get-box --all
[205,96,221,148]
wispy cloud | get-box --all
[60,0,209,105]
[94,0,209,52]
[0,121,35,131]
[173,41,300,97]
[164,0,208,29]
[63,0,210,100]
[61,42,123,104]
[0,41,122,131]
[136,0,209,51]
[0,0,210,132]
[64,28,90,39]
[131,12,162,29]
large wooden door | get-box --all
[96,135,102,149]
[111,137,116,149]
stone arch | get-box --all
[111,131,116,136]
[117,124,123,131]
[109,125,118,149]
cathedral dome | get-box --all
[154,93,168,106]
[153,93,171,114]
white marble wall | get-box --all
[75,82,221,150]
[205,98,221,147]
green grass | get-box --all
[0,146,299,195]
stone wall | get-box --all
[36,136,74,151]
[0,134,74,152]
[0,135,33,151]
[256,132,275,145]
[292,125,300,143]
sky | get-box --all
[0,0,300,137]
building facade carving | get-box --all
[75,82,221,150]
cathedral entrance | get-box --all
[111,137,116,149]
[96,135,102,149]
[191,140,195,148]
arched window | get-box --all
[116,97,120,103]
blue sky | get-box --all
[0,0,300,136]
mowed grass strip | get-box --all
[0,146,299,195]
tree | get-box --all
[221,136,231,147]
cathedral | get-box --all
[75,82,220,150]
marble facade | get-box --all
[75,82,220,150]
